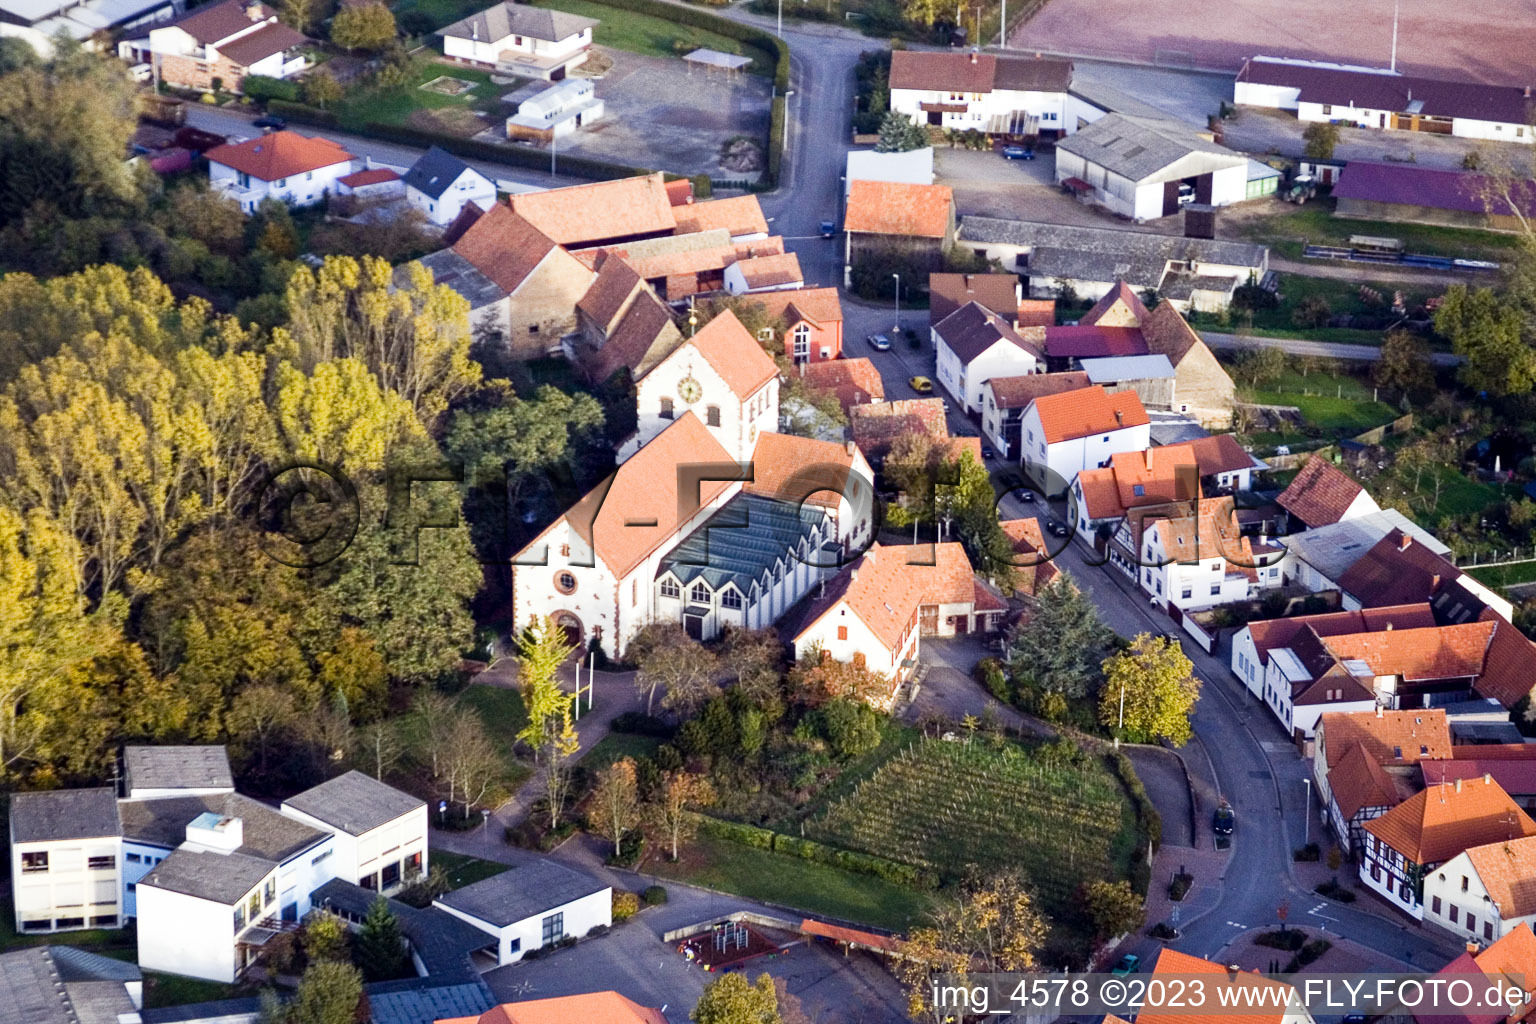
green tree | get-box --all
[1007,573,1114,699]
[301,910,349,963]
[330,1,397,51]
[1434,284,1536,396]
[778,371,847,439]
[290,960,362,1024]
[1083,878,1146,940]
[316,628,388,721]
[301,67,344,109]
[1302,121,1340,160]
[693,972,781,1024]
[356,896,407,981]
[1099,633,1201,745]
[514,618,580,828]
[1372,330,1436,402]
[875,110,927,152]
[280,0,327,33]
[444,384,603,508]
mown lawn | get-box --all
[1235,198,1520,261]
[646,837,937,932]
[430,849,512,888]
[579,732,661,769]
[1370,462,1506,526]
[333,59,507,131]
[143,972,254,1010]
[1466,560,1536,589]
[0,896,134,954]
[1234,273,1443,346]
[1242,367,1397,437]
[531,0,776,73]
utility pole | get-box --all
[550,131,557,180]
[1000,0,1006,48]
[1390,0,1399,72]
[892,273,901,332]
[1303,777,1312,843]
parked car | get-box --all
[866,333,892,351]
[820,219,836,238]
[908,376,933,393]
[1213,802,1235,836]
[1001,145,1035,160]
[1046,520,1070,538]
[1016,489,1036,503]
[1111,954,1140,977]
[981,445,995,459]
[1177,182,1196,205]
[253,115,286,130]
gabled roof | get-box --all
[903,541,979,606]
[1277,458,1370,528]
[1246,604,1438,664]
[1319,707,1453,768]
[1473,925,1536,1024]
[1237,56,1536,128]
[1057,113,1243,182]
[1182,433,1262,476]
[1140,949,1301,1024]
[1044,325,1148,359]
[1338,529,1462,608]
[450,203,567,295]
[1329,742,1410,820]
[688,309,779,397]
[664,178,694,205]
[10,789,121,844]
[848,397,949,462]
[1334,162,1536,219]
[888,49,1072,94]
[1028,385,1148,444]
[282,770,424,836]
[508,173,676,247]
[576,251,644,332]
[1139,301,1208,365]
[437,991,667,1024]
[166,0,276,44]
[205,131,353,181]
[988,370,1089,410]
[1145,496,1254,568]
[404,146,477,200]
[928,272,1021,325]
[438,0,597,44]
[934,301,1041,363]
[799,358,884,411]
[1279,508,1445,584]
[746,286,842,328]
[1080,280,1149,326]
[1317,620,1495,682]
[1364,775,1536,865]
[999,518,1059,587]
[671,194,768,237]
[660,493,825,594]
[745,431,868,512]
[588,289,681,382]
[844,180,953,238]
[1427,760,1536,803]
[338,167,401,188]
[1016,298,1057,328]
[731,251,803,290]
[794,543,925,653]
[1077,445,1200,520]
[1476,617,1536,709]
[218,20,306,65]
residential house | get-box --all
[575,229,776,302]
[1073,444,1200,550]
[616,309,780,463]
[205,131,354,213]
[1326,742,1419,858]
[933,300,1042,415]
[573,254,683,383]
[1423,834,1536,944]
[1133,300,1236,428]
[1055,113,1251,221]
[438,0,597,81]
[1000,517,1060,596]
[505,78,604,141]
[907,541,1007,636]
[9,790,123,934]
[508,173,677,248]
[843,180,955,286]
[422,202,596,359]
[796,358,884,415]
[887,49,1075,138]
[1338,529,1514,623]
[1332,162,1536,233]
[403,146,496,227]
[0,947,141,1024]
[1276,458,1381,531]
[844,148,935,198]
[747,287,844,365]
[790,543,925,704]
[1360,775,1536,919]
[929,272,1030,327]
[1278,508,1448,595]
[724,251,805,296]
[957,216,1269,312]
[436,992,668,1024]
[982,370,1088,462]
[1234,56,1536,145]
[1409,924,1536,1024]
[1311,707,1454,809]
[1137,949,1314,1024]
[1426,758,1536,813]
[433,859,610,966]
[1133,496,1266,613]
[128,0,307,94]
[279,771,427,893]
[21,0,174,58]
[1018,385,1150,495]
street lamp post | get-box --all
[777,0,782,37]
[1302,777,1312,843]
[892,273,901,332]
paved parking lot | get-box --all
[557,48,772,177]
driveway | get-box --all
[1124,746,1195,848]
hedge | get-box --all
[695,815,775,850]
[243,75,300,103]
[692,814,938,889]
[1109,752,1163,860]
[360,121,653,181]
[266,99,339,127]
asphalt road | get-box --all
[1202,331,1464,366]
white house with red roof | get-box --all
[1423,835,1536,945]
[127,0,309,94]
[791,543,925,701]
[1134,496,1265,613]
[205,131,354,213]
[615,310,780,464]
[932,301,1042,416]
[1018,385,1150,495]
[887,50,1076,138]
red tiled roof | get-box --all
[663,178,694,206]
[453,203,564,294]
[746,286,842,327]
[1364,775,1536,866]
[205,131,352,181]
[1452,743,1536,762]
[890,49,997,93]
[1182,433,1257,476]
[508,173,676,247]
[338,167,400,188]
[799,358,885,412]
[1029,385,1148,444]
[795,542,924,652]
[1000,517,1060,587]
[587,290,680,383]
[1469,617,1536,710]
[169,0,279,44]
[733,252,803,289]
[1339,529,1462,608]
[1426,762,1536,803]
[1277,458,1369,528]
[1469,923,1536,1024]
[218,20,306,66]
[928,272,1020,325]
[745,432,868,512]
[690,309,779,398]
[849,398,948,462]
[1015,298,1057,328]
[1246,603,1438,663]
[1140,949,1300,1024]
[439,991,668,1024]
[672,194,768,237]
[845,180,953,238]
[1319,620,1495,682]
[1319,707,1453,769]
[988,370,1089,410]
[1079,280,1149,326]
[1140,300,1206,364]
[905,541,980,607]
[1044,325,1148,359]
[1329,742,1410,820]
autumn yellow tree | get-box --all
[515,618,580,829]
[587,757,640,857]
[1099,633,1201,745]
[272,356,425,472]
[654,771,715,861]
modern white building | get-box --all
[1235,56,1536,145]
[205,131,355,213]
[1054,114,1250,222]
[506,78,605,141]
[1019,384,1150,495]
[1133,497,1266,613]
[438,0,596,81]
[402,146,496,227]
[434,859,610,966]
[119,0,309,93]
[1423,835,1536,944]
[887,49,1075,138]
[9,789,124,934]
[6,0,173,57]
[280,770,429,893]
[932,300,1041,416]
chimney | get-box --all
[1466,940,1481,955]
[1145,448,1153,471]
[1227,965,1240,982]
[1431,573,1441,590]
[244,0,261,19]
[1484,772,1493,785]
[970,51,978,64]
[1114,409,1124,425]
[1456,778,1463,793]
[845,439,856,456]
[1376,706,1385,718]
[1526,86,1533,98]
[1399,533,1412,551]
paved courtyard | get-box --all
[555,47,773,178]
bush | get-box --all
[267,98,339,127]
[1292,295,1332,329]
[1315,876,1356,903]
[1298,938,1332,965]
[695,816,775,849]
[1293,842,1321,862]
[1232,281,1279,311]
[586,923,610,938]
[607,830,645,869]
[642,885,669,906]
[1168,872,1193,902]
[1254,929,1306,951]
[612,891,640,922]
[612,711,675,737]
[1110,753,1163,859]
[976,657,1009,701]
[243,75,300,103]
[359,121,652,181]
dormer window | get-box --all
[689,582,710,604]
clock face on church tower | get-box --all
[678,376,703,404]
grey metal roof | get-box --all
[1067,79,1181,122]
[283,771,424,837]
[959,216,1268,279]
[311,879,494,980]
[140,997,264,1023]
[0,949,77,1024]
[1280,508,1447,584]
[124,745,233,794]
[10,788,121,844]
[1160,271,1239,301]
[658,493,825,596]
[1056,113,1245,181]
[412,249,507,310]
[0,948,139,1024]
[1079,354,1175,382]
[434,858,607,928]
[403,146,474,201]
[438,1,597,43]
[119,793,328,864]
[366,979,495,1024]
[1147,417,1209,446]
[138,847,274,904]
